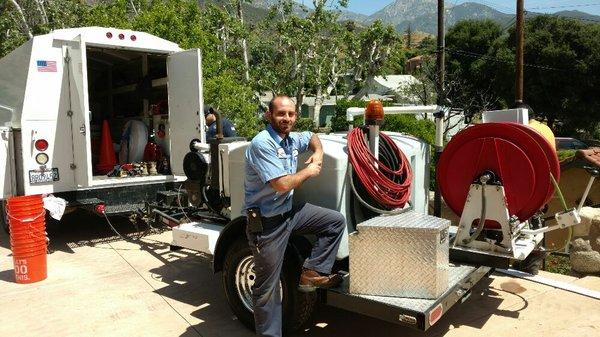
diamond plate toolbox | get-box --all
[349,211,450,299]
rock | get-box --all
[570,238,592,252]
[570,250,600,274]
[573,207,598,237]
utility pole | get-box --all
[434,0,445,217]
[515,0,525,105]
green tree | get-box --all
[516,15,600,135]
[445,19,506,117]
[348,20,400,98]
[203,72,260,139]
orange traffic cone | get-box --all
[95,120,117,174]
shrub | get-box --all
[294,118,316,132]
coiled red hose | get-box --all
[347,127,413,210]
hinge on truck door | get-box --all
[79,124,86,135]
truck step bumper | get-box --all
[171,222,223,255]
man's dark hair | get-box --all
[204,105,215,117]
[268,95,292,112]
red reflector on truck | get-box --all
[106,32,113,39]
[130,35,137,41]
[118,33,125,40]
[35,139,48,151]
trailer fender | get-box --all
[212,216,312,273]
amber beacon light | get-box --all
[365,99,384,125]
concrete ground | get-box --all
[1,211,599,337]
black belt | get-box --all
[261,210,293,231]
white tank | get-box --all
[293,132,430,259]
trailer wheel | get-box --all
[222,238,316,333]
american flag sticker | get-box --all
[37,60,57,72]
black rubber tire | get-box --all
[222,238,316,333]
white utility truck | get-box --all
[0,27,207,229]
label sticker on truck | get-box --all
[29,168,59,184]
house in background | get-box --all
[405,55,425,74]
[360,75,420,98]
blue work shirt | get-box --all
[206,118,237,140]
[244,124,313,217]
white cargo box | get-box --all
[0,27,206,198]
[349,211,450,299]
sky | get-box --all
[334,0,600,16]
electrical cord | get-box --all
[347,127,413,212]
[102,212,146,242]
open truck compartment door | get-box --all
[66,35,92,188]
[167,49,204,176]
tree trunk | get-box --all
[8,0,33,39]
[353,75,374,100]
[129,0,139,15]
[236,1,250,82]
[295,89,304,116]
[35,0,48,24]
[314,86,324,128]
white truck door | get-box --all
[65,35,92,187]
[167,49,204,176]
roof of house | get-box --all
[372,75,419,92]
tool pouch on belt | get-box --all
[247,207,263,234]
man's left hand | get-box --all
[305,152,323,167]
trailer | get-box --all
[0,27,206,227]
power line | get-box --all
[527,3,600,10]
[528,10,600,24]
[444,47,568,72]
[476,0,515,13]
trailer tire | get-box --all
[222,238,316,333]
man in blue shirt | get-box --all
[204,105,237,140]
[244,95,345,337]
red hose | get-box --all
[347,128,413,210]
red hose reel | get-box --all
[437,122,560,222]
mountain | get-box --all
[395,2,512,34]
[206,0,600,33]
[367,0,437,26]
[552,10,600,23]
[338,10,369,22]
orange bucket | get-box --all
[12,254,47,284]
[11,238,46,246]
[11,239,46,250]
[9,230,46,241]
[6,194,43,206]
[11,243,47,256]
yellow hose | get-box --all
[544,174,572,252]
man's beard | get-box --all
[271,122,293,135]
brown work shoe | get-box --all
[298,269,342,292]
